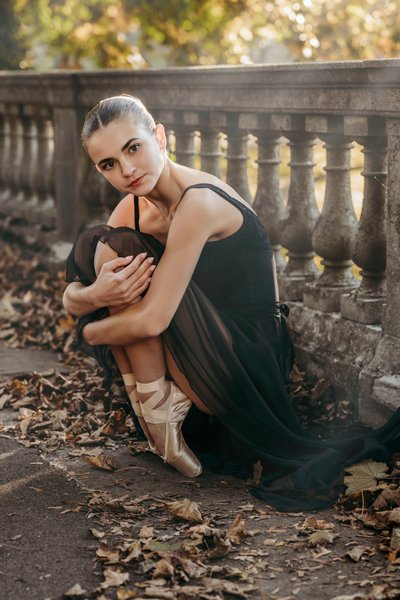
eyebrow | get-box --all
[97,137,140,167]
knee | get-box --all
[94,240,118,277]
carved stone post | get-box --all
[0,112,11,202]
[9,109,24,205]
[225,129,252,203]
[304,135,358,312]
[341,137,387,323]
[174,128,196,168]
[53,107,87,240]
[35,115,56,228]
[253,134,286,271]
[278,133,319,300]
[200,129,222,178]
[17,113,39,212]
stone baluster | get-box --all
[18,111,40,215]
[35,114,56,228]
[53,106,87,240]
[278,132,319,300]
[304,135,358,312]
[341,137,387,324]
[200,129,222,178]
[0,112,10,203]
[6,108,24,210]
[384,119,400,340]
[253,133,286,271]
[174,128,196,168]
[225,127,252,203]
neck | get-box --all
[144,159,184,219]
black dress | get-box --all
[66,183,400,511]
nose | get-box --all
[120,157,135,177]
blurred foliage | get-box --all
[0,1,26,69]
[8,0,400,70]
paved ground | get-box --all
[1,343,400,600]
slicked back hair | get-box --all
[81,94,156,150]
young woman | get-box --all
[63,95,400,511]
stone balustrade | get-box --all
[1,60,400,425]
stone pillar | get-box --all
[9,109,24,206]
[0,111,11,202]
[341,137,387,324]
[17,112,39,211]
[200,129,222,178]
[253,134,286,271]
[304,135,358,312]
[35,114,56,229]
[174,129,196,168]
[53,107,87,240]
[225,129,252,203]
[278,133,319,300]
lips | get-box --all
[129,175,145,188]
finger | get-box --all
[130,269,153,293]
[128,279,151,303]
[101,254,136,273]
[124,254,155,279]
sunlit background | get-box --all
[1,0,399,71]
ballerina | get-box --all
[63,94,400,511]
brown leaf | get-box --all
[82,453,118,471]
[308,530,336,546]
[96,543,121,564]
[63,583,87,598]
[372,487,400,510]
[100,568,129,589]
[346,545,368,562]
[226,514,246,545]
[139,525,154,539]
[391,528,400,550]
[344,460,388,494]
[166,498,203,523]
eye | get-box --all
[101,160,115,171]
[128,143,140,153]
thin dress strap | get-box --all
[133,195,140,231]
[179,183,255,215]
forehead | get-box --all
[86,118,149,162]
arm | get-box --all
[62,253,151,316]
[83,191,217,346]
[63,195,151,317]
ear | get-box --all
[154,123,166,151]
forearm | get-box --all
[63,282,101,317]
[83,301,161,346]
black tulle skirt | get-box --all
[66,224,400,511]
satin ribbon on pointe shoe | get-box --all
[137,377,202,478]
[122,373,156,452]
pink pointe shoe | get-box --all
[137,377,202,478]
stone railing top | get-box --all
[1,59,400,117]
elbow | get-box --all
[140,309,170,339]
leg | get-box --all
[94,238,203,476]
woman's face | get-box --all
[86,117,166,195]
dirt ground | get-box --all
[1,240,400,600]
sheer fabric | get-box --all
[66,183,400,511]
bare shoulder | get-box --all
[107,194,135,227]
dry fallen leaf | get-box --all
[82,453,118,471]
[226,514,247,545]
[166,498,203,523]
[346,546,368,562]
[63,583,87,598]
[308,530,336,546]
[100,568,130,589]
[344,460,388,494]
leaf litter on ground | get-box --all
[2,240,400,598]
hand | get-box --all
[91,253,155,308]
